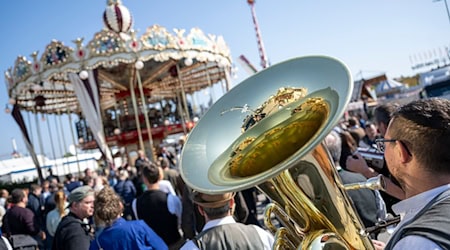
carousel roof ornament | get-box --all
[5,0,233,115]
[103,0,133,34]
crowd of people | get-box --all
[0,97,449,249]
[329,98,450,249]
[0,143,271,250]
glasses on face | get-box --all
[375,138,412,156]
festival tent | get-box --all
[375,78,405,97]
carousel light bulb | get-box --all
[114,128,121,135]
[184,58,193,66]
[79,70,89,80]
[193,116,199,123]
[135,60,144,70]
[32,84,43,92]
[218,59,227,68]
[78,138,84,144]
[164,119,170,126]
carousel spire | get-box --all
[103,0,133,33]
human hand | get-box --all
[39,230,46,240]
[371,239,386,250]
[346,153,376,178]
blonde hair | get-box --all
[54,190,67,218]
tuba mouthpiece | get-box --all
[344,174,386,191]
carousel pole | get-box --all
[54,112,65,175]
[175,90,188,136]
[57,111,69,156]
[57,110,70,175]
[175,64,191,122]
[31,108,45,183]
[191,92,199,118]
[222,64,232,92]
[113,102,121,131]
[135,60,155,161]
[46,113,59,177]
[67,110,82,176]
[129,66,146,156]
[205,64,216,102]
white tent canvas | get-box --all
[375,79,405,96]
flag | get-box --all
[69,70,114,167]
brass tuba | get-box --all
[180,56,375,249]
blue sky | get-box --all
[0,0,449,158]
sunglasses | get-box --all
[375,138,412,156]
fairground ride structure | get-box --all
[4,0,233,182]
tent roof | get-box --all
[375,79,404,95]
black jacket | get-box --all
[51,212,92,250]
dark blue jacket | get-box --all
[114,179,136,204]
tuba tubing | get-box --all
[180,56,375,249]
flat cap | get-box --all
[68,185,94,204]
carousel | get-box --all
[4,0,233,182]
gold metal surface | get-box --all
[180,56,375,249]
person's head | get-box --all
[0,189,8,207]
[83,176,94,187]
[118,169,129,181]
[66,173,73,182]
[29,183,42,196]
[138,149,146,158]
[94,187,123,227]
[324,131,342,164]
[160,146,169,154]
[364,122,378,140]
[42,180,50,191]
[347,117,359,127]
[68,185,95,219]
[0,189,9,199]
[374,102,399,137]
[10,188,27,205]
[94,176,109,192]
[384,98,450,184]
[338,131,358,169]
[158,156,170,170]
[84,168,93,178]
[340,131,357,153]
[193,192,235,220]
[178,135,186,146]
[141,162,161,185]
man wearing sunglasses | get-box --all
[375,98,450,250]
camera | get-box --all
[357,147,385,172]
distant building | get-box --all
[0,153,99,183]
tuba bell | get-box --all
[180,56,375,249]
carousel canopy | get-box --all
[5,0,232,115]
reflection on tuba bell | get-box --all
[180,56,375,249]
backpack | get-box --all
[8,234,38,250]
